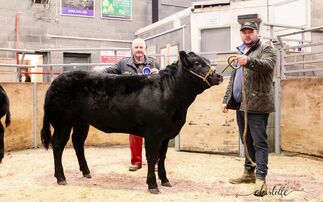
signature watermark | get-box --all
[255,184,305,197]
[233,184,306,197]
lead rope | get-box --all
[241,65,256,167]
[223,56,256,167]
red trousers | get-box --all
[129,134,143,165]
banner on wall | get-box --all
[101,0,132,20]
[100,50,130,64]
[61,0,95,17]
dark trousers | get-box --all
[236,109,269,180]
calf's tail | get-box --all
[5,110,11,127]
[41,112,51,149]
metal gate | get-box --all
[275,25,323,156]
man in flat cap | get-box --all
[222,21,277,197]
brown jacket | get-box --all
[223,39,277,113]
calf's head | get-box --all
[179,51,223,86]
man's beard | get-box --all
[244,40,254,46]
[244,37,259,47]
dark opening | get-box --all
[152,0,159,23]
[34,0,49,4]
[63,52,91,72]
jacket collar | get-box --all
[127,55,150,68]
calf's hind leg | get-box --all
[72,121,91,178]
[158,139,172,187]
[52,126,72,185]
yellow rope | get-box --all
[241,65,256,167]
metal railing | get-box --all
[0,47,237,82]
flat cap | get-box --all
[240,22,258,31]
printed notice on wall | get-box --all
[60,0,95,17]
[101,0,132,20]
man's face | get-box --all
[132,41,146,59]
[240,28,258,46]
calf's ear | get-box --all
[179,51,190,67]
[179,51,187,58]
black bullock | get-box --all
[41,51,223,193]
[0,85,11,163]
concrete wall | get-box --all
[311,0,323,27]
[0,0,149,50]
[0,0,195,74]
[159,0,198,20]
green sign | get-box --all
[101,0,132,20]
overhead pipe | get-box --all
[46,34,132,43]
[15,12,21,81]
[15,13,20,64]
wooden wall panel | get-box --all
[281,77,323,156]
[2,76,322,157]
[1,83,128,152]
[180,79,239,153]
[2,83,34,151]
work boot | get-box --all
[229,170,255,184]
[129,164,142,171]
[253,179,267,197]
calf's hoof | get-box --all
[57,180,67,185]
[148,187,160,194]
[83,173,92,179]
[161,181,172,187]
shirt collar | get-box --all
[237,38,260,54]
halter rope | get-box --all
[182,63,217,87]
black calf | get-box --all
[41,51,223,193]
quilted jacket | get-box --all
[223,39,277,113]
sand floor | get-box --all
[0,146,322,202]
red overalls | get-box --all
[129,134,143,165]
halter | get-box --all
[182,63,217,87]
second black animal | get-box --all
[0,85,11,163]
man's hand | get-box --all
[236,55,248,66]
[222,104,228,113]
[151,68,159,74]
